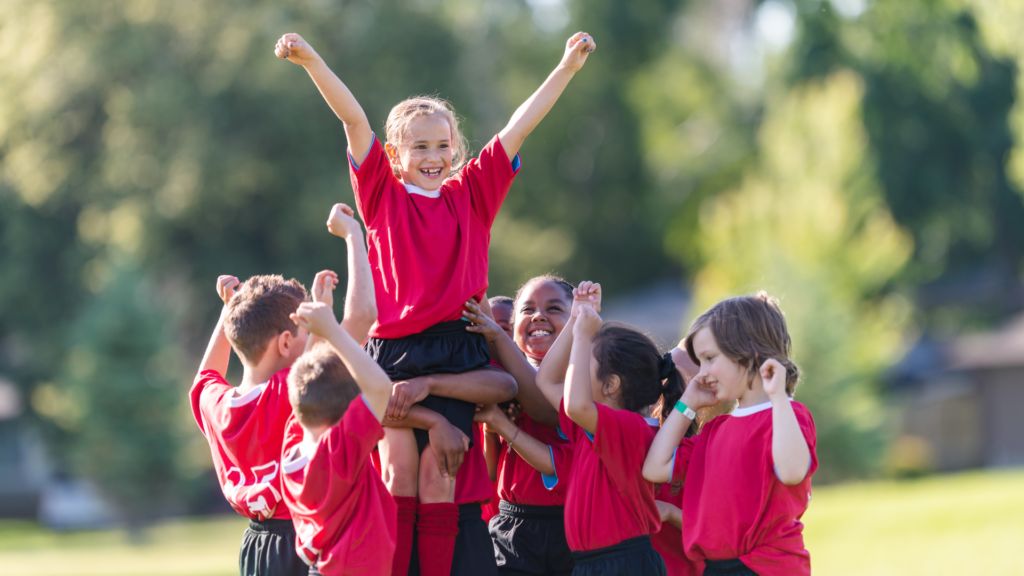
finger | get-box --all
[398,395,414,420]
[385,393,399,420]
[340,204,354,217]
[437,450,449,478]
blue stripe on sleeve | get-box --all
[541,445,559,490]
[348,133,376,171]
[510,153,522,172]
[669,449,677,483]
[557,427,568,440]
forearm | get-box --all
[488,413,554,476]
[426,368,517,404]
[535,316,575,409]
[198,307,232,376]
[665,504,683,530]
[303,59,373,156]
[498,66,576,160]
[492,334,559,426]
[564,334,598,433]
[339,229,376,344]
[643,409,691,483]
[771,397,811,485]
[381,405,441,431]
[322,323,391,418]
[483,431,500,481]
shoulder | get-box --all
[191,370,231,401]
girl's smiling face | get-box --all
[690,326,751,403]
[387,112,453,191]
[513,281,570,360]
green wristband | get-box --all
[674,400,696,420]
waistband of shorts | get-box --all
[247,517,296,534]
[458,503,483,520]
[704,559,750,572]
[570,535,655,564]
[498,500,565,519]
[371,319,476,341]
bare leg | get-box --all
[379,427,419,497]
[418,442,457,503]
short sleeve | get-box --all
[189,369,231,436]
[542,443,574,490]
[456,135,521,228]
[325,395,386,477]
[557,398,584,444]
[774,402,819,480]
[348,134,396,225]
[670,439,696,484]
[592,403,650,487]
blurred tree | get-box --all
[688,71,913,481]
[791,1,1023,329]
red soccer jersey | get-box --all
[349,135,521,339]
[652,425,704,576]
[497,414,569,506]
[559,401,661,552]
[281,397,397,576]
[455,424,495,505]
[671,400,817,576]
[190,369,294,521]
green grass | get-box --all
[1,469,1021,575]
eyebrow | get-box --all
[411,138,451,144]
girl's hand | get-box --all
[573,305,602,339]
[680,375,719,411]
[311,270,338,307]
[760,358,788,400]
[216,275,240,305]
[571,281,601,315]
[505,401,524,423]
[463,299,504,342]
[559,32,596,73]
[275,33,321,67]
[327,203,361,238]
[474,403,501,427]
[386,377,430,421]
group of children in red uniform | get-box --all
[189,29,817,576]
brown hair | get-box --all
[224,275,307,365]
[591,323,685,416]
[384,96,469,180]
[684,291,800,396]
[287,342,360,428]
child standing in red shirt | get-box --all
[190,204,374,576]
[282,301,398,576]
[464,276,576,575]
[643,293,817,576]
[277,30,596,576]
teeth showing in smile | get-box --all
[421,168,442,176]
[529,330,551,337]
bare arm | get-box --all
[564,307,601,434]
[291,302,391,420]
[462,300,559,427]
[643,377,717,483]
[327,204,377,344]
[385,366,517,421]
[656,501,683,530]
[275,34,374,165]
[763,360,811,485]
[482,430,500,482]
[198,276,240,376]
[498,32,597,161]
[534,281,601,411]
[478,405,555,476]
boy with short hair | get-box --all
[190,203,374,576]
[283,302,397,576]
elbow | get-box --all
[564,399,591,423]
[642,462,666,484]
[775,464,809,486]
[497,371,518,401]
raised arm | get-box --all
[564,306,601,434]
[197,276,239,376]
[643,374,717,483]
[306,269,339,353]
[276,34,374,165]
[534,281,602,411]
[327,203,377,343]
[497,32,596,161]
[762,359,811,485]
[477,404,555,476]
[462,300,559,427]
[291,302,391,420]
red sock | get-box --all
[416,502,459,576]
[391,497,417,576]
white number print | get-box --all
[222,461,283,520]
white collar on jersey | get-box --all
[282,445,309,474]
[731,397,791,418]
[404,183,441,198]
[228,381,269,408]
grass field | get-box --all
[1,469,1021,575]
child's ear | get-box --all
[603,374,621,398]
[278,330,293,358]
[384,142,399,162]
